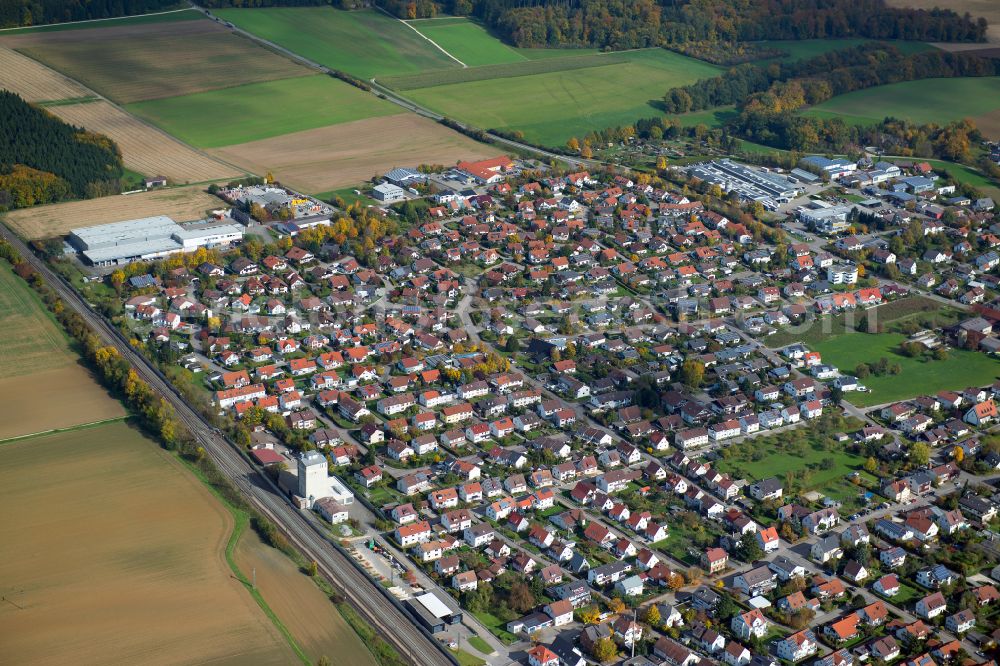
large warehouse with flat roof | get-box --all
[68,215,243,266]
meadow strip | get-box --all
[382,51,629,90]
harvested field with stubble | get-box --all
[0,262,127,439]
[0,47,90,102]
[48,100,241,183]
[0,421,296,666]
[211,113,497,193]
[3,185,224,239]
[2,19,310,103]
[0,367,125,440]
[234,529,378,666]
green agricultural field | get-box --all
[409,18,525,67]
[751,38,931,64]
[212,7,458,79]
[814,332,1000,407]
[382,51,630,91]
[0,7,201,34]
[407,17,596,67]
[127,75,398,148]
[403,48,721,146]
[675,106,738,128]
[801,76,1000,127]
[0,262,75,379]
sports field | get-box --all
[2,17,310,103]
[801,76,1000,132]
[49,100,242,183]
[213,7,459,79]
[127,75,399,148]
[3,185,224,239]
[0,422,296,665]
[408,17,530,67]
[402,48,721,146]
[814,332,1000,407]
[211,113,496,193]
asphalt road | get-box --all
[0,225,457,666]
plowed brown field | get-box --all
[3,185,224,239]
[48,100,241,183]
[2,19,309,103]
[211,113,496,193]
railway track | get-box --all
[0,225,456,666]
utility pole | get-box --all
[632,607,637,660]
[252,567,256,590]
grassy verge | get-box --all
[471,610,518,644]
[173,448,309,664]
[335,602,410,666]
[450,648,486,666]
[467,635,493,654]
[224,508,310,664]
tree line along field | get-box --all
[750,38,932,64]
[212,7,460,80]
[885,0,1000,43]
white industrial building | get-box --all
[686,159,800,210]
[68,215,243,266]
[797,202,857,234]
[295,450,354,508]
[372,182,406,202]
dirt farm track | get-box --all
[48,100,242,184]
[3,185,226,239]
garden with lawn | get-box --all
[715,415,875,512]
[814,332,1000,407]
